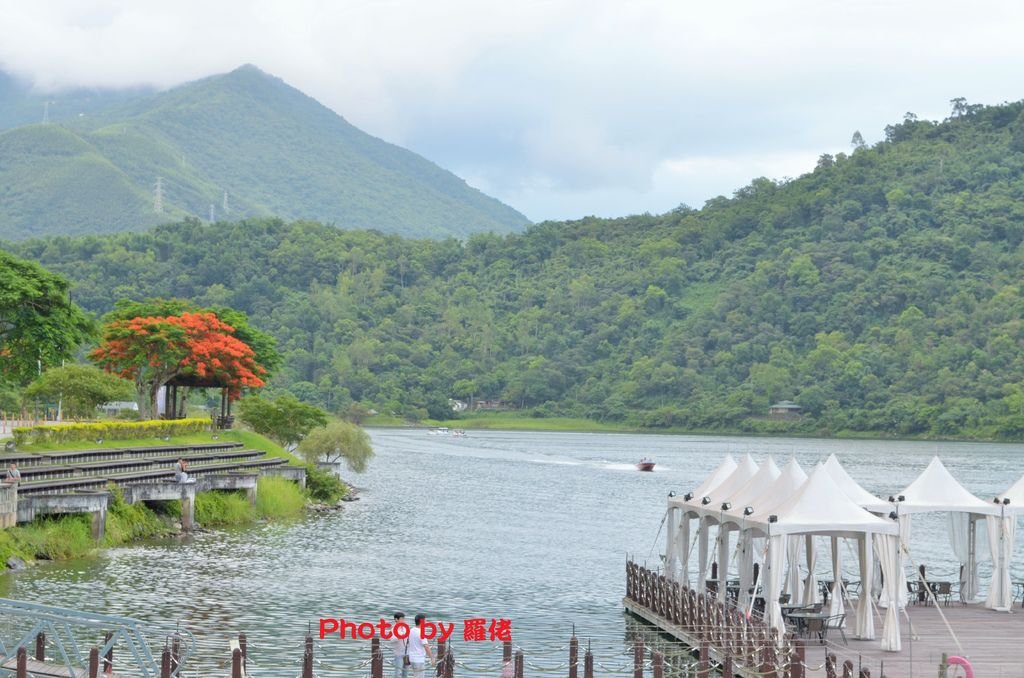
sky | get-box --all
[2,0,1024,223]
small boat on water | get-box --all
[637,458,656,472]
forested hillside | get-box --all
[8,99,1024,438]
[0,65,528,240]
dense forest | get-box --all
[0,65,528,240]
[7,98,1024,438]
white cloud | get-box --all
[2,0,1024,221]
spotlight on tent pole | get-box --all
[768,515,778,523]
[683,492,694,502]
[721,502,731,511]
[1003,498,1011,505]
[898,495,905,502]
[888,511,898,521]
[668,490,676,498]
[701,497,711,505]
[743,507,754,516]
[888,495,896,503]
[994,497,1001,504]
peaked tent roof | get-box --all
[720,456,781,510]
[676,454,737,508]
[997,474,1024,514]
[897,456,1000,516]
[702,454,759,505]
[722,457,805,526]
[746,464,900,536]
[823,454,890,513]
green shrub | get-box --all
[12,418,210,446]
[104,484,172,545]
[256,476,306,520]
[305,464,348,503]
[195,491,254,526]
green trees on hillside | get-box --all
[10,99,1024,437]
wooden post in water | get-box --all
[171,634,182,672]
[503,640,512,666]
[583,645,594,678]
[88,648,100,678]
[514,649,524,678]
[652,650,663,678]
[633,638,644,678]
[568,634,578,678]
[35,632,45,661]
[231,649,242,678]
[842,660,853,678]
[697,640,709,678]
[437,638,447,676]
[160,645,171,678]
[239,632,247,672]
[371,637,384,678]
[302,633,314,678]
[16,647,27,678]
[444,648,455,678]
[104,631,114,675]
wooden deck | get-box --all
[810,602,1024,678]
[0,655,122,677]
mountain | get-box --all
[0,65,529,240]
[0,70,153,130]
[8,98,1024,438]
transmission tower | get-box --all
[222,190,229,213]
[42,101,50,124]
[209,204,215,222]
[153,177,164,213]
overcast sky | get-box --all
[3,0,1024,223]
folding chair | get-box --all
[824,614,848,645]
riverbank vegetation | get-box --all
[8,99,1024,439]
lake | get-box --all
[1,429,1021,675]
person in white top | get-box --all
[407,613,434,678]
[390,612,409,678]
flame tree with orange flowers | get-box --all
[90,310,269,419]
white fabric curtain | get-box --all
[881,514,911,608]
[828,536,845,618]
[950,512,985,601]
[855,535,875,640]
[765,534,787,636]
[679,515,691,588]
[984,511,1016,611]
[874,533,901,652]
[737,531,754,608]
[784,534,801,600]
[697,517,709,592]
[802,535,819,605]
[665,507,678,579]
[717,524,731,602]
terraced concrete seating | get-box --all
[7,441,291,497]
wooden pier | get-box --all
[626,560,1024,677]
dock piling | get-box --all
[35,632,45,661]
[583,645,594,678]
[160,645,171,678]
[568,634,578,678]
[503,639,512,665]
[437,637,447,676]
[231,648,242,678]
[16,647,26,678]
[371,637,383,678]
[514,648,524,678]
[633,638,644,678]
[697,639,709,678]
[302,633,314,678]
[239,632,247,672]
[88,647,99,678]
[722,654,733,678]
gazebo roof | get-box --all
[896,456,1000,516]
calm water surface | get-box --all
[1,431,1022,675]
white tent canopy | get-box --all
[893,456,1001,606]
[822,454,890,513]
[741,465,901,649]
[997,474,1024,512]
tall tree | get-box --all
[90,311,266,418]
[238,394,327,449]
[0,250,95,385]
[24,364,134,420]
